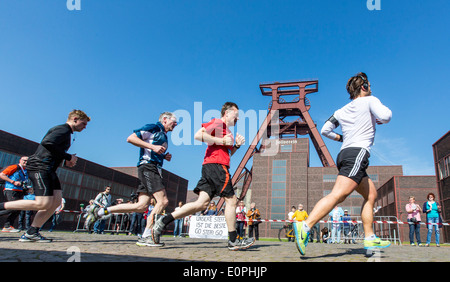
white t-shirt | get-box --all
[288,211,295,220]
[321,96,392,152]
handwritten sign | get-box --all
[188,216,228,240]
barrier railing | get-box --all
[73,211,135,234]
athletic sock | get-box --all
[229,230,237,242]
[98,208,109,217]
[142,228,151,238]
[162,214,174,225]
[302,222,311,233]
[0,203,5,211]
[365,234,376,240]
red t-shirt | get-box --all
[202,118,234,166]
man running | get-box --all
[293,72,392,255]
[152,102,255,250]
[85,112,177,247]
[0,110,90,242]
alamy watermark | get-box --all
[67,246,81,262]
[367,0,381,11]
[171,102,282,156]
[67,0,81,11]
[66,1,381,12]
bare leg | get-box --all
[108,193,151,214]
[355,177,377,237]
[5,190,62,229]
[171,191,210,219]
[146,189,169,228]
[305,175,358,228]
[31,190,63,228]
[224,195,238,232]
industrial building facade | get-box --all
[433,131,450,243]
[248,137,404,238]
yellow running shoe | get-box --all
[293,222,309,255]
[364,236,391,249]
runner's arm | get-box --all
[194,127,227,146]
[321,115,343,142]
[369,96,392,124]
[126,133,165,154]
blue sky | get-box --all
[1,0,449,190]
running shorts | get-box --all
[193,163,235,199]
[28,170,61,197]
[336,147,370,184]
[136,163,165,195]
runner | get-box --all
[85,112,177,247]
[293,72,392,255]
[0,110,90,242]
[152,102,255,250]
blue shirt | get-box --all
[426,202,439,218]
[133,122,168,167]
[2,164,28,192]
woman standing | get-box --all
[423,193,442,247]
[236,201,247,240]
[405,196,422,246]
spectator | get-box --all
[0,156,29,232]
[18,188,35,231]
[173,201,184,237]
[309,223,321,243]
[112,198,125,234]
[320,227,330,244]
[49,197,65,232]
[235,200,247,240]
[291,204,308,222]
[287,206,296,242]
[246,202,261,240]
[202,201,217,216]
[128,194,144,236]
[93,186,112,234]
[423,193,442,247]
[83,200,95,217]
[342,210,354,244]
[329,206,344,244]
[405,196,422,246]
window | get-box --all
[438,156,450,180]
[368,174,379,182]
[271,159,287,229]
[323,175,337,183]
[280,144,293,152]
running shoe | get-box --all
[19,232,53,243]
[151,216,166,244]
[136,236,165,247]
[293,222,309,255]
[363,236,391,249]
[227,237,255,251]
[2,226,20,233]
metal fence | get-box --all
[74,212,135,234]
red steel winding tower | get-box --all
[216,79,335,210]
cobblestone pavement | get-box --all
[0,231,449,262]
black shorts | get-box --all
[136,163,165,195]
[336,147,370,184]
[28,170,61,197]
[193,163,235,199]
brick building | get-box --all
[433,130,450,242]
[249,137,404,238]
